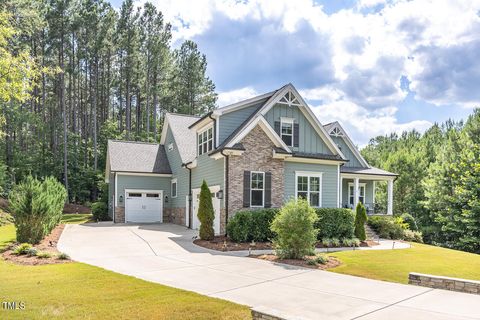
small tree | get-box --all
[354,202,367,241]
[270,198,318,259]
[197,180,214,240]
[9,176,67,244]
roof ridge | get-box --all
[109,139,161,146]
[166,112,201,119]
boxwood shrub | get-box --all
[314,208,355,240]
[367,216,405,239]
[227,208,279,242]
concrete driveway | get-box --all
[58,223,480,320]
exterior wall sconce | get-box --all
[216,190,223,199]
[119,195,124,203]
[165,195,169,203]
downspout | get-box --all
[221,150,229,236]
[183,162,193,229]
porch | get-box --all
[339,167,398,215]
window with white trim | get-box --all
[296,173,322,207]
[348,183,365,206]
[280,118,294,146]
[198,126,213,155]
[251,171,264,207]
[171,178,177,198]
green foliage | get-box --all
[342,238,360,247]
[271,198,318,259]
[0,210,13,226]
[321,238,332,247]
[9,175,67,244]
[226,209,278,243]
[403,230,423,243]
[315,208,355,240]
[36,251,52,259]
[354,203,367,241]
[12,243,32,255]
[400,213,417,230]
[91,202,109,221]
[57,252,70,260]
[314,254,328,265]
[197,180,214,240]
[367,216,406,240]
[26,247,37,256]
[330,237,340,247]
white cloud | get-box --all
[217,86,259,107]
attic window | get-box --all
[330,127,344,137]
[198,126,213,155]
[278,91,301,106]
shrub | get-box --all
[331,237,340,247]
[271,198,318,259]
[197,180,214,240]
[404,229,424,243]
[321,238,332,247]
[13,243,33,255]
[354,203,367,241]
[315,208,355,240]
[400,213,417,230]
[227,209,278,242]
[342,238,360,247]
[314,254,328,265]
[9,176,67,244]
[57,252,70,260]
[37,251,52,259]
[26,247,38,256]
[368,216,405,240]
[91,202,109,221]
[0,210,14,226]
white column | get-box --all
[353,177,359,209]
[339,177,343,208]
[387,179,394,215]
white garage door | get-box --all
[125,189,163,223]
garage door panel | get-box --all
[125,190,163,223]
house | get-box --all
[105,83,397,234]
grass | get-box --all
[60,213,94,224]
[0,224,250,319]
[329,242,480,284]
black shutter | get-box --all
[264,172,272,208]
[274,121,280,135]
[243,171,251,207]
[293,123,299,147]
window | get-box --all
[167,143,174,151]
[348,183,365,206]
[198,126,213,155]
[280,118,294,146]
[250,171,264,207]
[296,172,322,207]
[128,193,142,197]
[171,179,177,198]
[146,193,159,198]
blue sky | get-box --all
[121,0,479,145]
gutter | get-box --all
[208,113,217,148]
[182,161,194,229]
[220,150,229,236]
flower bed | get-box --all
[252,254,342,270]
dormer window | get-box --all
[198,126,213,155]
[280,118,294,146]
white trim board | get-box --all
[116,172,173,178]
[294,171,323,208]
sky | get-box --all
[114,0,480,146]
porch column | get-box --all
[387,179,394,215]
[339,177,343,208]
[353,177,359,209]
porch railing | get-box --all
[340,202,387,215]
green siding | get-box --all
[331,136,364,168]
[164,128,190,208]
[264,103,333,154]
[218,102,263,144]
[108,173,114,217]
[116,175,171,209]
[191,154,225,207]
[284,162,339,208]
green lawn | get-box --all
[329,242,480,284]
[60,213,94,224]
[0,224,250,319]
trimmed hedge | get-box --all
[314,208,355,240]
[91,202,109,221]
[368,216,406,240]
[227,208,279,242]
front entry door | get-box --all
[192,186,220,235]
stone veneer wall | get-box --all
[228,126,285,216]
[114,207,125,223]
[164,207,186,226]
[409,272,480,295]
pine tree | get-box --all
[354,202,367,241]
[197,180,214,240]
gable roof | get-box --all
[160,113,199,163]
[324,121,370,168]
[107,140,171,174]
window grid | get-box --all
[296,174,322,207]
[251,171,264,207]
[198,127,213,155]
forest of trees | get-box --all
[362,110,480,253]
[0,0,217,203]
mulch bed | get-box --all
[252,254,342,270]
[2,224,72,266]
[63,203,91,214]
[194,236,272,251]
[194,236,378,252]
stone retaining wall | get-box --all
[409,272,480,295]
